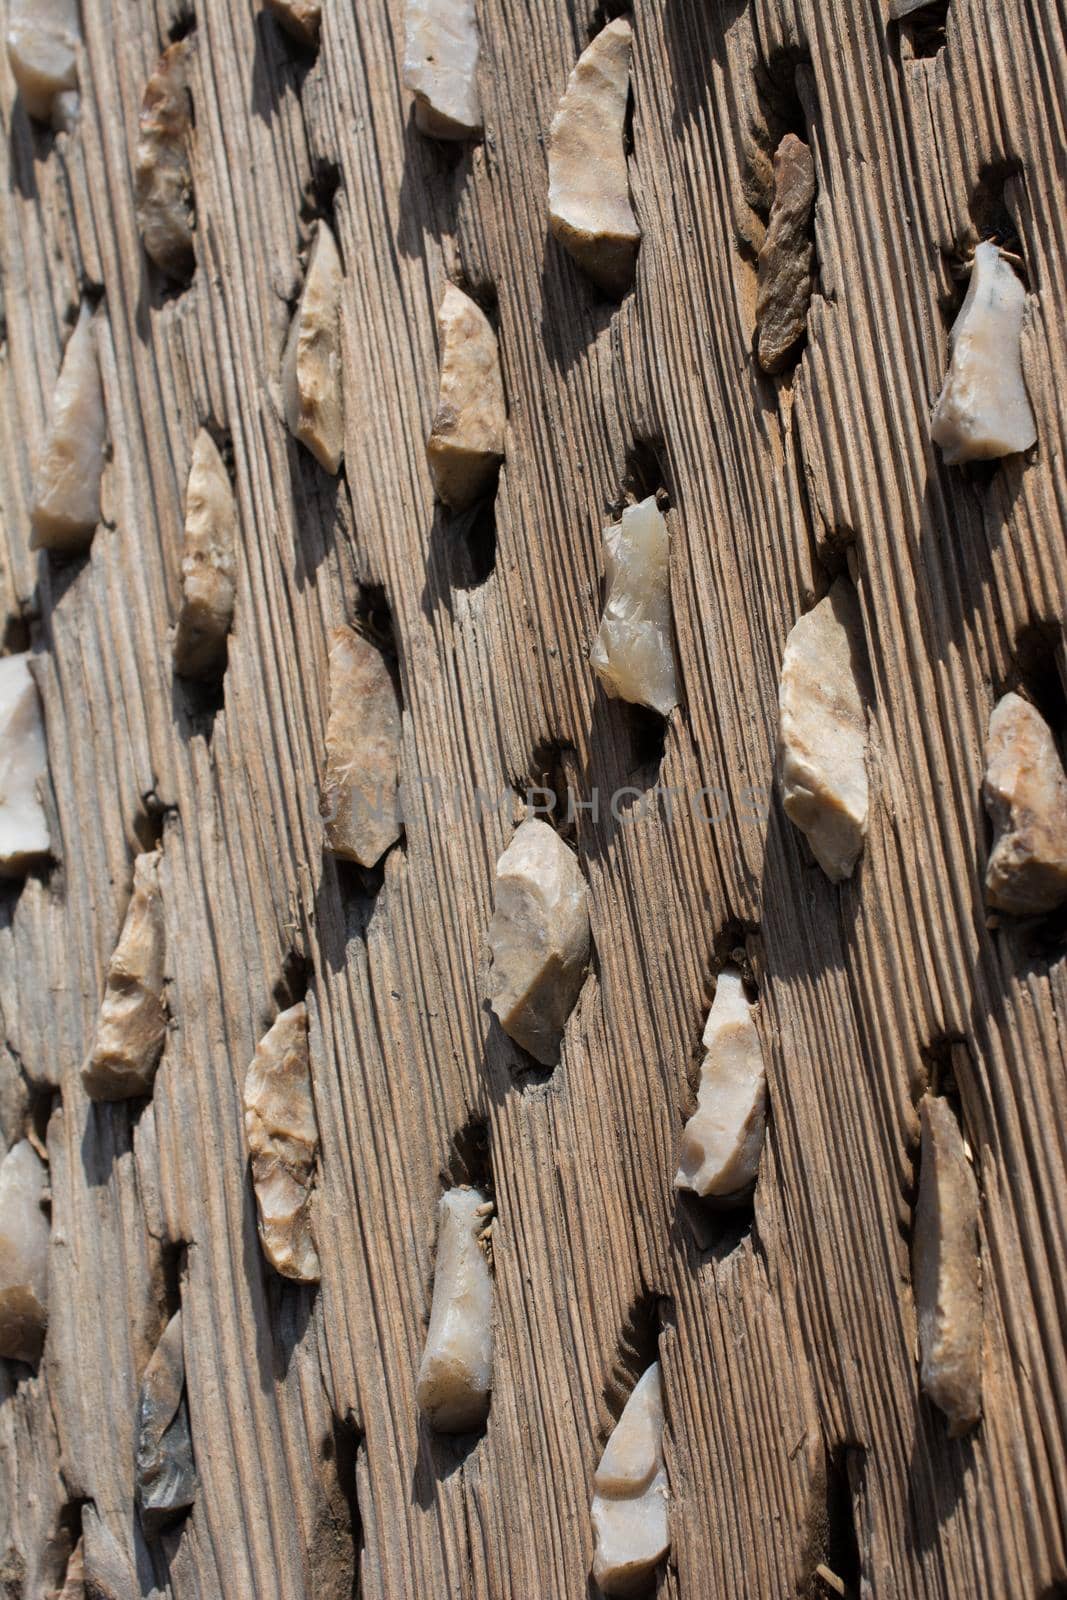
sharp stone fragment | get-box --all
[265,0,321,47]
[755,133,816,374]
[777,579,869,882]
[913,1095,982,1437]
[30,304,106,555]
[547,19,640,297]
[427,284,505,511]
[931,242,1037,465]
[590,495,678,717]
[82,851,167,1101]
[0,653,51,876]
[6,0,79,127]
[402,0,481,140]
[243,1003,321,1282]
[982,691,1067,915]
[486,817,591,1066]
[675,967,766,1200]
[591,1362,670,1596]
[320,625,403,867]
[282,221,345,474]
[0,1139,50,1363]
[416,1187,494,1432]
[173,430,237,681]
[134,40,196,284]
[135,1310,198,1537]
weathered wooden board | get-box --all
[1,0,1065,1595]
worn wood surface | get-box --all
[2,0,1066,1595]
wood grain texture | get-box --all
[1,0,1065,1596]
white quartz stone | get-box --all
[487,818,591,1066]
[0,1139,50,1363]
[416,1187,494,1432]
[591,1362,670,1595]
[932,242,1037,465]
[31,305,106,554]
[427,284,505,511]
[174,430,237,681]
[6,0,79,126]
[913,1095,982,1436]
[0,653,51,876]
[777,579,868,882]
[282,221,345,474]
[83,851,167,1100]
[591,496,678,717]
[983,691,1067,915]
[134,40,195,283]
[675,968,766,1199]
[244,1003,321,1283]
[403,0,481,140]
[548,19,641,297]
[321,626,403,868]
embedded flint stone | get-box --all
[931,242,1037,465]
[282,221,345,473]
[416,1187,494,1432]
[0,1139,50,1363]
[888,0,937,15]
[590,496,678,717]
[6,0,79,126]
[135,1310,197,1537]
[0,652,51,876]
[913,1095,982,1436]
[591,1362,670,1596]
[755,133,816,374]
[777,579,869,881]
[320,626,402,868]
[427,284,505,511]
[265,0,321,47]
[174,430,237,681]
[134,41,196,284]
[982,691,1067,916]
[30,304,106,554]
[674,967,766,1200]
[547,19,641,297]
[486,818,590,1066]
[243,1003,320,1282]
[82,851,167,1101]
[403,0,481,140]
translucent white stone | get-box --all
[777,579,868,881]
[0,653,51,876]
[0,1139,50,1363]
[244,1003,321,1282]
[932,242,1037,465]
[548,20,640,297]
[675,968,766,1199]
[913,1095,981,1436]
[427,284,505,511]
[321,626,402,868]
[982,691,1067,915]
[282,222,345,474]
[82,851,167,1100]
[486,818,590,1066]
[591,496,678,717]
[403,0,481,140]
[416,1187,494,1432]
[591,1362,670,1595]
[31,305,106,554]
[6,0,79,126]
